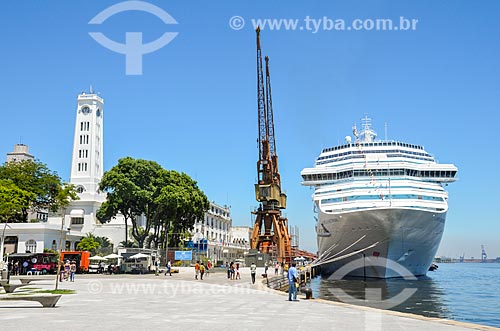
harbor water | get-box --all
[310,263,500,328]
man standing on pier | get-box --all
[250,261,257,284]
[288,262,298,301]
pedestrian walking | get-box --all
[235,263,240,280]
[250,261,257,284]
[165,260,172,276]
[228,261,234,280]
[64,260,70,281]
[199,263,205,280]
[264,262,268,275]
[288,262,298,301]
[70,260,77,282]
[274,262,279,275]
[206,260,212,277]
[230,262,235,280]
[195,261,200,280]
[154,260,159,276]
[59,266,64,282]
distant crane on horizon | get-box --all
[481,245,487,262]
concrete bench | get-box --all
[1,283,31,293]
[0,294,62,307]
[18,277,53,285]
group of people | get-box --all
[194,260,211,280]
[6,260,30,275]
[60,260,77,282]
[226,261,241,280]
[263,261,288,276]
[153,259,174,276]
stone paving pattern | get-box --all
[0,267,494,331]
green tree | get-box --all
[98,157,209,249]
[95,235,113,256]
[98,157,163,247]
[76,234,101,255]
[0,179,36,222]
[152,170,209,248]
[0,160,78,222]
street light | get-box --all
[1,223,12,276]
[55,209,67,290]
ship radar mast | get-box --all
[355,115,377,143]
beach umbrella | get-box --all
[129,253,148,259]
[89,256,108,261]
[103,253,122,259]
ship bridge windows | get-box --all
[321,194,445,204]
[302,168,456,183]
[317,148,434,165]
[322,141,425,154]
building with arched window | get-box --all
[25,239,36,253]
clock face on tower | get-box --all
[81,106,90,114]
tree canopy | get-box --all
[0,160,78,222]
[98,157,209,248]
[76,233,112,256]
[76,234,101,255]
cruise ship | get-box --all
[301,117,457,278]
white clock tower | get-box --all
[47,90,128,248]
[70,91,105,200]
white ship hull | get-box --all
[317,208,446,278]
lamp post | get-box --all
[165,231,188,267]
[55,209,66,290]
[1,223,12,279]
[164,221,172,267]
[1,223,12,264]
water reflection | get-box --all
[310,275,452,318]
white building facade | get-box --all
[1,91,249,263]
[6,144,34,163]
[191,203,251,264]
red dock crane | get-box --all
[250,27,292,263]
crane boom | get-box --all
[256,27,268,165]
[251,27,291,263]
[265,55,279,186]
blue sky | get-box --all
[1,1,499,257]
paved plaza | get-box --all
[0,268,494,331]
